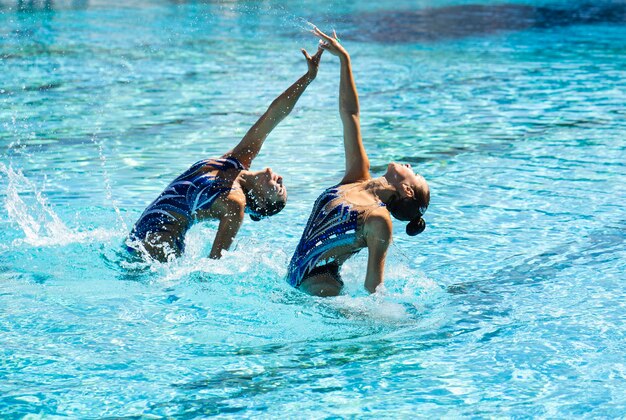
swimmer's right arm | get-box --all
[364,212,392,293]
[226,47,324,169]
[209,200,245,259]
[314,27,370,184]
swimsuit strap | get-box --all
[204,156,245,171]
[180,156,244,179]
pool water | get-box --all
[1,0,625,417]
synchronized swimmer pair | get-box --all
[127,28,430,297]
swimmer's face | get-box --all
[384,162,430,220]
[248,167,288,217]
[256,167,287,205]
[385,162,426,198]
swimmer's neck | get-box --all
[362,177,396,204]
[236,170,251,190]
[235,170,260,193]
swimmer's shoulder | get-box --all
[186,155,247,176]
[219,153,249,171]
[363,207,392,244]
[193,188,245,221]
[217,189,246,217]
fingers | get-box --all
[318,38,331,49]
[313,26,333,42]
[332,29,338,40]
[313,46,324,59]
[301,48,312,61]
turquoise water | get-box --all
[1,0,625,417]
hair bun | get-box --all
[406,217,426,236]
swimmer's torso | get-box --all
[128,156,245,259]
[287,182,387,287]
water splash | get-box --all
[0,163,119,247]
[295,17,317,32]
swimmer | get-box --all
[287,28,430,296]
[127,46,324,261]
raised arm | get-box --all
[226,47,323,169]
[314,28,370,184]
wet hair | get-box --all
[386,184,430,236]
[406,217,426,236]
[244,190,286,221]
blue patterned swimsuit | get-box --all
[287,185,382,288]
[129,156,245,253]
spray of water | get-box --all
[295,17,317,32]
[0,163,119,247]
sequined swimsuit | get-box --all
[287,185,382,288]
[129,156,244,253]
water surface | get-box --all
[1,0,625,417]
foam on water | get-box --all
[106,221,442,322]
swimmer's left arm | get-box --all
[364,213,392,293]
[226,47,324,168]
[209,202,245,259]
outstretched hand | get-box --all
[313,27,347,58]
[302,46,323,80]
